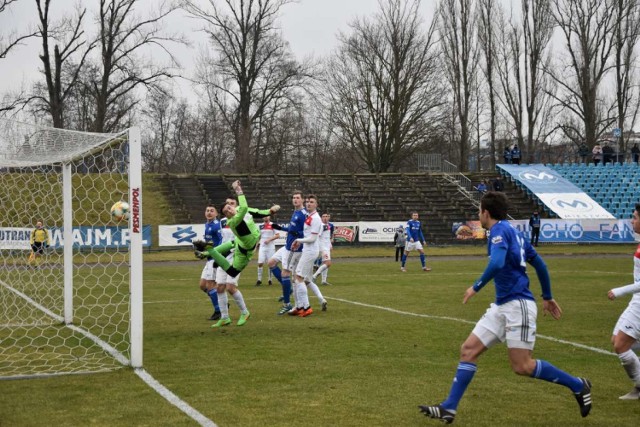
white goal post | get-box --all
[0,119,143,379]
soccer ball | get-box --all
[110,201,130,222]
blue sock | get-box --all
[531,359,583,393]
[401,254,407,267]
[420,253,426,268]
[270,266,283,284]
[441,362,477,411]
[282,276,292,304]
[207,288,219,311]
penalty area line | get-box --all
[329,296,616,357]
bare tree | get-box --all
[34,0,95,128]
[476,0,498,170]
[549,0,617,148]
[613,0,640,155]
[438,0,479,170]
[84,0,185,133]
[183,0,309,172]
[521,0,555,162]
[322,0,444,173]
[0,0,37,59]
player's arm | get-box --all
[471,246,507,294]
[271,222,289,232]
[418,226,426,244]
[405,224,412,241]
[30,230,35,245]
[608,281,640,300]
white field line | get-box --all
[0,279,217,427]
[328,296,617,357]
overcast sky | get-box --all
[0,0,438,97]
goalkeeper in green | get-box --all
[196,180,261,277]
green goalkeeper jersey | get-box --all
[228,194,261,250]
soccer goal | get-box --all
[0,119,143,379]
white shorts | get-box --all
[283,249,302,273]
[258,244,276,264]
[271,246,286,264]
[613,303,640,341]
[200,260,216,281]
[216,254,240,285]
[405,241,423,252]
[472,299,537,350]
[319,244,332,261]
[295,250,320,280]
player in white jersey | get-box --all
[289,195,324,317]
[256,216,280,286]
[313,213,334,285]
[607,203,640,400]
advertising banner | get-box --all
[0,226,151,250]
[332,222,359,243]
[358,222,401,242]
[498,164,614,219]
[159,223,289,247]
[509,219,635,243]
[451,221,486,240]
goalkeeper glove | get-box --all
[194,250,209,260]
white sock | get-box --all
[218,292,229,319]
[306,280,324,302]
[296,281,309,308]
[232,290,248,315]
[268,270,272,281]
[619,350,640,387]
[257,267,263,281]
[321,269,328,283]
[313,264,328,279]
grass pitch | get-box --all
[1,250,639,426]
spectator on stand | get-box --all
[602,142,614,165]
[477,181,487,195]
[503,146,512,164]
[492,176,504,192]
[511,145,521,165]
[631,143,639,165]
[592,143,603,166]
[578,142,589,164]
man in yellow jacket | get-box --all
[29,220,49,265]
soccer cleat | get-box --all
[574,378,592,418]
[278,304,293,315]
[237,311,251,326]
[268,280,273,286]
[401,267,406,272]
[278,295,285,302]
[423,266,432,272]
[211,317,232,328]
[255,280,262,286]
[321,281,332,286]
[321,300,328,311]
[299,307,313,317]
[288,307,303,316]
[619,386,640,400]
[418,404,455,424]
[208,311,221,321]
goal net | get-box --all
[0,119,143,379]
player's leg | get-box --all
[290,252,314,316]
[256,247,266,286]
[200,260,220,320]
[612,311,640,399]
[420,332,487,423]
[212,280,232,328]
[416,243,430,271]
[401,247,410,272]
[227,281,250,326]
[505,299,591,417]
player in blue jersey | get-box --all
[269,190,307,314]
[401,212,431,272]
[419,192,591,424]
[198,205,223,320]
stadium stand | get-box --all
[547,162,640,219]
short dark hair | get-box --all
[480,191,509,220]
[635,203,640,216]
[306,194,318,202]
[292,190,303,198]
[219,201,230,214]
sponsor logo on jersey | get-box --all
[491,235,503,245]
